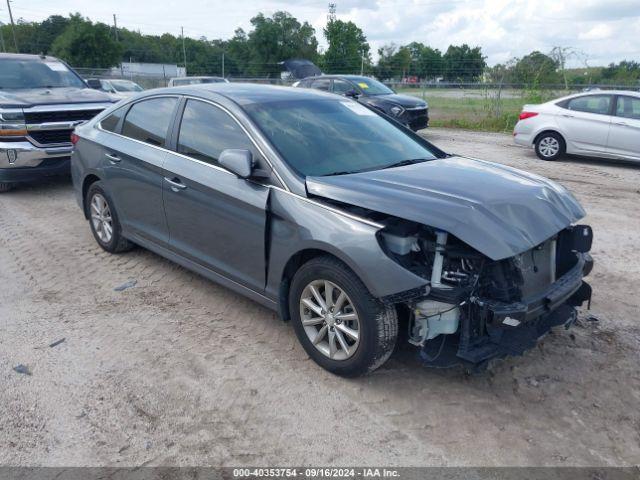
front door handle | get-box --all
[561,114,574,118]
[613,122,629,127]
[105,152,121,163]
[164,177,187,192]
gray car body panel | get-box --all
[306,156,585,260]
[72,84,585,314]
[265,188,427,301]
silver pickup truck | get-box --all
[0,53,115,192]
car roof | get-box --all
[301,74,370,81]
[0,52,62,62]
[150,82,339,106]
[553,90,640,103]
[171,76,225,80]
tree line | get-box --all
[1,12,638,85]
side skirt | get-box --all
[127,232,279,312]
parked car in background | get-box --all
[86,78,144,100]
[168,76,229,87]
[514,90,640,162]
[296,75,429,131]
[71,84,592,376]
[0,53,115,192]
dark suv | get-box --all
[296,75,428,131]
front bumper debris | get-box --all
[420,253,592,369]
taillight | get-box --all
[70,132,80,145]
[519,111,539,121]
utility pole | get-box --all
[221,51,225,78]
[6,0,18,52]
[113,14,119,41]
[181,26,187,75]
[0,21,6,53]
[360,51,364,75]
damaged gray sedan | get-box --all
[71,84,593,376]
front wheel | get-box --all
[535,132,565,161]
[289,256,398,377]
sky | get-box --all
[2,0,639,66]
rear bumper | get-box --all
[513,132,534,147]
[0,140,72,183]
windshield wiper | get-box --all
[381,158,428,170]
[323,170,360,176]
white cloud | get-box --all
[4,0,639,66]
[579,24,613,41]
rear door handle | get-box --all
[105,152,121,163]
[164,177,187,192]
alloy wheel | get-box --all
[539,136,560,158]
[299,279,360,361]
[90,193,113,244]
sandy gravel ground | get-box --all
[1,128,639,467]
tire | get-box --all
[535,132,565,161]
[0,182,15,193]
[85,181,134,253]
[289,256,398,377]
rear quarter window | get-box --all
[99,107,126,133]
[121,97,178,146]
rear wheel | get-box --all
[535,132,565,161]
[86,182,133,253]
[0,182,15,193]
[289,256,398,377]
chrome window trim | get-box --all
[94,94,382,229]
[182,95,289,191]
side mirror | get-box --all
[219,149,253,178]
[345,90,360,99]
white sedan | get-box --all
[513,90,640,161]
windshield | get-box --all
[245,99,436,177]
[110,80,143,92]
[349,76,394,95]
[0,58,86,89]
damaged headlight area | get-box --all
[378,220,594,369]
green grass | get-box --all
[396,88,561,133]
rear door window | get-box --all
[566,95,613,115]
[121,97,178,146]
[615,96,640,120]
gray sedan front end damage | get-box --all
[305,156,593,368]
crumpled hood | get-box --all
[306,156,585,260]
[0,87,114,108]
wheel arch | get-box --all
[81,173,102,219]
[534,129,567,149]
[277,247,361,322]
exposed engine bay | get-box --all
[376,217,594,368]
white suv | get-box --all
[513,90,640,162]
